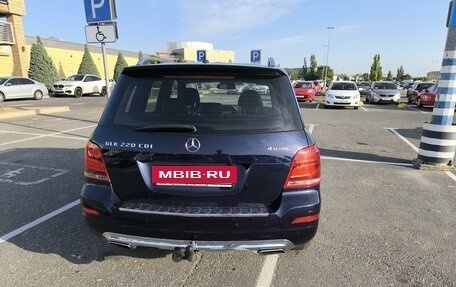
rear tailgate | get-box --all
[92,127,310,206]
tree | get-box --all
[78,45,100,76]
[113,52,128,81]
[28,36,60,89]
[361,73,369,81]
[300,58,308,79]
[386,71,393,81]
[396,66,405,82]
[138,50,144,60]
[369,54,382,81]
[318,65,334,82]
[310,54,318,73]
[285,69,299,80]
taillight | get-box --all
[284,145,321,189]
[291,214,319,224]
[84,141,110,183]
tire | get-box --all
[74,87,83,98]
[354,106,358,110]
[101,86,107,96]
[0,92,5,102]
[33,90,43,100]
[324,104,331,109]
[407,96,412,103]
[366,96,370,104]
[416,97,423,107]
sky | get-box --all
[22,0,451,77]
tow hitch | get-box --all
[172,244,197,263]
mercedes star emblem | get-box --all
[185,138,201,153]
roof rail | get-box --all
[267,57,276,67]
[137,56,172,65]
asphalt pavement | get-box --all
[0,95,455,287]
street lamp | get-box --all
[323,26,335,88]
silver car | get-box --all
[365,81,401,104]
[0,77,48,102]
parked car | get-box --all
[324,81,360,109]
[81,61,321,260]
[0,77,48,102]
[293,81,317,102]
[415,84,438,107]
[407,82,435,103]
[313,81,323,95]
[365,81,401,104]
[357,81,371,98]
[52,74,107,97]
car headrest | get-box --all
[238,90,263,116]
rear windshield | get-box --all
[330,82,357,90]
[99,68,303,135]
[373,82,397,90]
[294,82,312,88]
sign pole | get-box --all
[414,1,456,169]
[101,42,110,98]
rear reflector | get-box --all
[284,145,321,189]
[84,141,110,183]
[291,214,319,224]
[82,206,100,217]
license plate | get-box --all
[152,165,238,187]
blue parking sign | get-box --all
[251,50,261,63]
[197,50,206,63]
[84,0,117,23]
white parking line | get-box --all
[387,128,419,152]
[360,106,368,111]
[0,200,79,244]
[0,125,95,147]
[0,129,88,141]
[307,124,315,134]
[445,171,456,182]
[256,254,279,287]
[407,106,428,113]
[388,128,456,182]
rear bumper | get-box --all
[81,183,320,250]
[103,232,296,252]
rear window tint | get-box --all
[100,71,303,135]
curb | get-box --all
[0,106,70,119]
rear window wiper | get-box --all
[134,124,197,133]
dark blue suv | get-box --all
[81,62,321,261]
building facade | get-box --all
[166,41,235,63]
[0,0,27,76]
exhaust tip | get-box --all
[108,241,134,249]
[257,249,285,255]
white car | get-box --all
[0,77,48,102]
[325,81,360,109]
[52,74,106,98]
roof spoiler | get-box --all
[137,56,172,65]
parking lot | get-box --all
[0,95,455,287]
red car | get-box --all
[293,81,317,102]
[415,84,437,107]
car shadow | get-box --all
[0,147,170,264]
[392,127,423,141]
[319,147,415,166]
